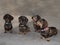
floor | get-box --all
[0,0,60,45]
[0,15,60,45]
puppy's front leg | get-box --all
[46,38,50,42]
[40,36,45,39]
[23,32,27,35]
[4,30,7,33]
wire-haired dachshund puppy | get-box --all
[32,15,57,41]
[3,14,14,33]
[32,15,48,33]
[18,16,30,35]
[40,27,57,41]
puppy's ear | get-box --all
[26,18,28,23]
[3,15,7,20]
[32,16,33,19]
[18,16,22,22]
[37,15,41,20]
[9,15,14,21]
[10,16,14,21]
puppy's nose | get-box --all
[41,30,45,33]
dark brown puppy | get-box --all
[3,14,14,33]
[18,16,30,35]
[32,15,48,33]
[40,27,57,41]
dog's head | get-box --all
[32,15,41,22]
[18,16,28,24]
[3,14,14,22]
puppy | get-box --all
[40,27,57,41]
[18,16,30,35]
[3,14,14,33]
[32,15,48,33]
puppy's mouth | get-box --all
[5,23,9,24]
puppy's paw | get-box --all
[23,32,27,35]
[47,39,50,42]
[35,30,37,32]
[46,38,50,42]
[27,30,31,32]
[18,32,22,34]
[4,31,7,33]
[40,37,45,39]
[10,31,13,33]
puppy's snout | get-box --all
[41,30,45,33]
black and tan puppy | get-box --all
[32,15,48,33]
[18,16,30,35]
[32,15,41,32]
[40,27,57,41]
[3,14,14,33]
